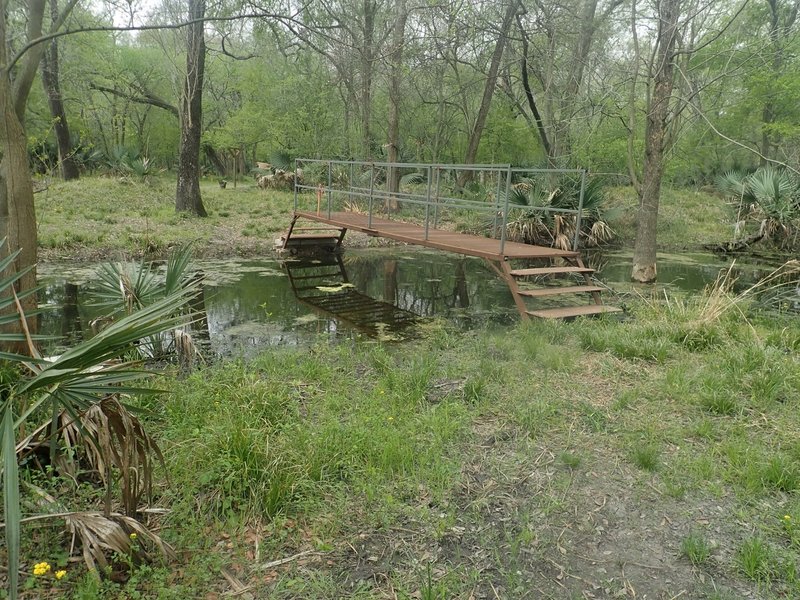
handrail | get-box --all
[293,159,588,253]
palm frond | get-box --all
[65,511,176,572]
[716,170,751,200]
[2,405,21,599]
[165,244,195,295]
[399,172,425,186]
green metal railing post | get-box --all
[493,168,502,238]
[293,159,299,211]
[574,170,586,251]
[327,161,333,218]
[424,165,433,240]
[433,167,442,228]
[367,164,375,228]
[500,166,512,255]
[349,163,354,205]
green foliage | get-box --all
[501,174,614,248]
[0,240,197,598]
[629,442,660,471]
[716,168,800,248]
[738,537,771,581]
[681,532,713,566]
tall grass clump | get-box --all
[159,345,473,520]
[580,261,799,363]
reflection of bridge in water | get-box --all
[284,254,421,338]
[283,159,621,320]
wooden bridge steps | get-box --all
[281,211,621,321]
[510,266,595,276]
[526,305,623,319]
[517,285,604,298]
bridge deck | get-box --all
[293,211,578,261]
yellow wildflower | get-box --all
[55,570,67,580]
[784,515,792,521]
[33,562,51,576]
[130,532,138,540]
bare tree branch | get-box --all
[88,83,179,117]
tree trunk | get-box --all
[175,0,208,217]
[360,0,377,159]
[552,0,601,161]
[517,17,552,161]
[631,0,682,283]
[458,0,520,188]
[41,0,79,181]
[0,0,48,344]
[626,0,642,192]
[759,0,794,165]
[0,77,39,329]
[386,0,408,209]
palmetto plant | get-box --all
[499,175,614,249]
[91,245,197,361]
[0,243,197,599]
[716,168,800,247]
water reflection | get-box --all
[35,248,797,357]
[37,249,518,357]
[285,255,419,339]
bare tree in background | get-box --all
[41,0,80,181]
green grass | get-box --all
[11,286,800,598]
[607,185,732,248]
[681,531,713,566]
[36,174,301,259]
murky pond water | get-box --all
[37,248,797,356]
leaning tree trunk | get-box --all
[631,0,681,283]
[457,0,520,188]
[41,0,79,181]
[0,0,47,344]
[175,0,208,217]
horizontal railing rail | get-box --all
[293,159,588,252]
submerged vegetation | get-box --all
[4,261,800,598]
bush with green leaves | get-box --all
[716,167,800,249]
[500,174,615,249]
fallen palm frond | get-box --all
[66,511,176,572]
[17,396,164,517]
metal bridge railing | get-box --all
[293,159,588,253]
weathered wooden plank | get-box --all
[526,305,622,319]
